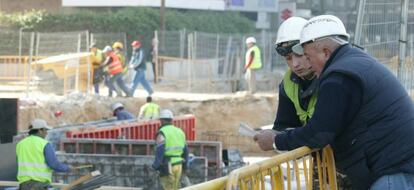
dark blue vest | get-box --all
[320,45,414,190]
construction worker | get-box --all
[138,96,160,120]
[90,43,105,94]
[152,109,189,190]
[112,102,134,120]
[113,41,133,86]
[102,46,132,97]
[272,16,317,130]
[16,119,72,190]
[254,15,414,190]
[244,37,262,94]
[129,40,154,96]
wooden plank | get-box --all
[61,170,101,190]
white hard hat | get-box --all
[275,17,308,45]
[159,109,174,119]
[30,119,52,130]
[245,37,256,44]
[102,45,112,53]
[112,102,124,112]
[292,15,350,54]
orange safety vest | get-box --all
[107,52,123,75]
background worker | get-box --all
[102,46,132,97]
[16,119,73,190]
[112,41,132,86]
[138,96,160,120]
[112,102,134,121]
[254,15,414,190]
[129,40,154,96]
[244,37,262,94]
[152,109,189,190]
[90,43,105,95]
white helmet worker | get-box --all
[159,109,174,119]
[245,37,256,44]
[112,102,124,112]
[275,17,308,45]
[293,15,349,54]
[102,45,113,53]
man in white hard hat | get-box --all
[244,37,262,94]
[112,102,134,121]
[254,15,414,190]
[102,46,132,97]
[152,109,189,190]
[16,119,73,190]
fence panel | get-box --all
[356,0,414,95]
[36,31,88,56]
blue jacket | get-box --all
[116,110,134,120]
[275,44,414,190]
[129,48,146,71]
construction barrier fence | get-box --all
[182,146,337,190]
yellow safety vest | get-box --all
[16,135,53,184]
[159,125,186,164]
[245,45,262,70]
[283,69,318,124]
[141,103,160,119]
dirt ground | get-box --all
[14,90,279,156]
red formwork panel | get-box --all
[66,114,196,141]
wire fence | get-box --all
[355,0,414,95]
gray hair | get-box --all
[315,35,349,51]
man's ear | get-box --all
[322,47,332,59]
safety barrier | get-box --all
[182,146,337,190]
[66,114,196,141]
[0,56,44,80]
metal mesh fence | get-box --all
[90,32,127,54]
[30,52,92,95]
[36,31,88,56]
[355,0,414,95]
[159,30,186,58]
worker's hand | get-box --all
[129,64,134,69]
[253,129,278,151]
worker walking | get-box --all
[112,102,134,121]
[254,15,414,190]
[90,43,105,95]
[16,119,72,190]
[129,40,154,96]
[244,37,262,94]
[138,96,160,120]
[152,109,189,190]
[102,46,132,97]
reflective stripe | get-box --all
[17,171,52,178]
[165,146,185,152]
[19,162,49,168]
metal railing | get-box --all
[182,146,337,190]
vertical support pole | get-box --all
[398,0,409,82]
[354,0,366,45]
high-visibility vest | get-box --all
[91,50,104,69]
[245,45,262,70]
[115,51,128,73]
[16,135,53,184]
[107,52,123,75]
[283,69,318,124]
[159,125,186,164]
[141,103,160,119]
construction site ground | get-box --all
[1,82,279,157]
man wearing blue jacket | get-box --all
[129,40,154,96]
[254,15,414,190]
[16,119,72,190]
